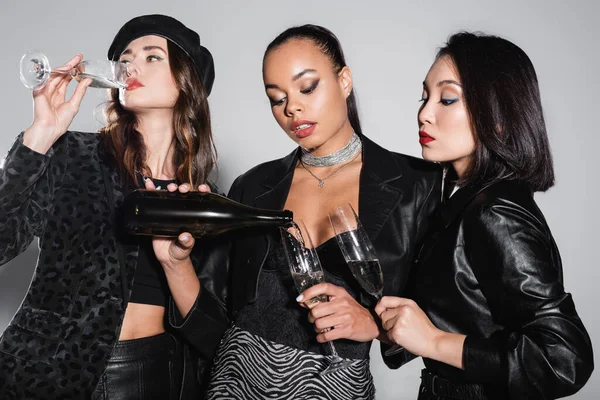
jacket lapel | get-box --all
[237,136,405,305]
[235,149,298,305]
[358,136,404,242]
[252,149,298,211]
[438,181,495,228]
[251,136,405,242]
[97,143,139,306]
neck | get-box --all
[452,156,471,182]
[309,121,355,157]
[136,111,176,179]
[300,125,361,168]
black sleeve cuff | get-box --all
[0,133,53,195]
[462,334,504,383]
[380,342,418,369]
[168,284,229,360]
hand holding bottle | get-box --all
[23,54,92,154]
[147,180,212,269]
[146,180,212,319]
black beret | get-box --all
[107,14,215,95]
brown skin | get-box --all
[162,39,383,345]
[262,39,379,344]
[263,39,359,247]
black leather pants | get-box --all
[92,332,197,400]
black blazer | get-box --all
[0,131,221,399]
[408,180,594,399]
[173,135,442,362]
[0,132,143,399]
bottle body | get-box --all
[119,189,293,238]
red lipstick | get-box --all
[125,78,144,91]
[419,130,435,145]
[291,120,316,139]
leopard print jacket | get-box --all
[0,131,227,399]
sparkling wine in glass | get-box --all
[328,203,403,356]
[20,50,128,90]
[280,220,353,376]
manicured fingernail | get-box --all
[180,235,189,243]
[180,184,189,190]
[296,294,304,302]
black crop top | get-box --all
[129,177,177,307]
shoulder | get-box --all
[463,180,548,236]
[460,181,561,286]
[234,157,290,186]
[57,131,102,154]
[228,150,295,200]
[393,152,442,183]
[63,130,101,144]
[362,135,442,184]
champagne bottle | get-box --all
[120,189,293,238]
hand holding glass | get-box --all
[280,221,352,376]
[328,204,404,356]
[20,51,128,90]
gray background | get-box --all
[1,0,597,398]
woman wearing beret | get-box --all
[166,24,441,399]
[375,32,594,400]
[0,14,220,400]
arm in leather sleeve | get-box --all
[168,240,231,361]
[381,166,442,369]
[0,133,66,266]
[462,202,594,398]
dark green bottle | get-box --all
[120,189,293,238]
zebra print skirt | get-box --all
[205,325,375,399]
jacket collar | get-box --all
[253,134,404,242]
[438,180,506,228]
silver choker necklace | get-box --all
[300,132,362,167]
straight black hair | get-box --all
[438,31,555,192]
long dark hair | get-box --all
[264,24,362,135]
[100,40,216,187]
[438,31,554,192]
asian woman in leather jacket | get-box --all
[376,32,594,400]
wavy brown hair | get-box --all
[100,41,216,188]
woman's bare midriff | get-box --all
[118,302,166,340]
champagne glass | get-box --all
[20,50,128,90]
[328,204,404,356]
[280,220,353,376]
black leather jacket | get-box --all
[171,135,442,365]
[407,180,594,399]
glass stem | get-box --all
[328,341,340,358]
[50,68,73,76]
